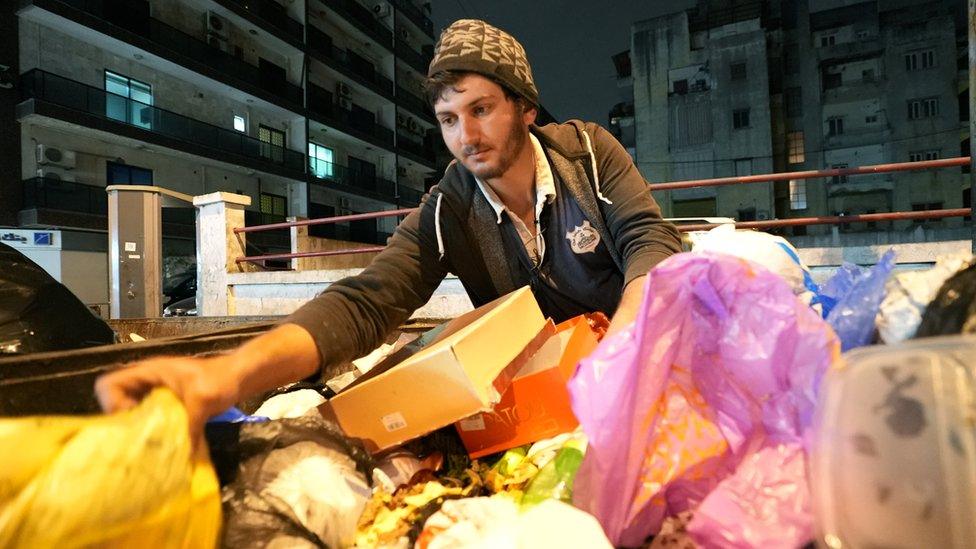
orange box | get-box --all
[455,315,600,458]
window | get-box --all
[672,79,688,94]
[912,201,944,224]
[788,131,805,164]
[823,72,842,89]
[106,161,153,185]
[827,117,844,136]
[105,71,153,130]
[730,62,747,81]
[233,115,246,132]
[820,34,836,47]
[258,125,285,163]
[830,163,849,185]
[784,43,800,75]
[732,108,750,129]
[785,87,802,117]
[789,179,808,210]
[905,49,936,71]
[865,114,878,124]
[909,150,940,162]
[907,97,939,119]
[862,68,875,82]
[259,192,287,220]
[308,142,334,178]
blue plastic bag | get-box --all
[822,249,896,351]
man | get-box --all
[96,20,681,441]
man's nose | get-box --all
[459,116,479,146]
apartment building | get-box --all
[3,0,441,261]
[630,0,968,240]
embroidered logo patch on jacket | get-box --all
[565,220,601,254]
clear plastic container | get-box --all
[811,335,976,549]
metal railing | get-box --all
[308,84,396,150]
[396,131,436,164]
[392,0,434,37]
[396,85,435,123]
[395,39,431,74]
[307,27,394,98]
[308,158,398,202]
[218,0,303,42]
[56,0,304,108]
[320,0,394,50]
[233,157,973,265]
[22,177,107,215]
[22,69,306,173]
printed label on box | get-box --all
[381,412,407,432]
[124,242,137,252]
[458,414,486,432]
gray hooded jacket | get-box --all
[287,120,682,373]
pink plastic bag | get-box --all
[569,253,839,547]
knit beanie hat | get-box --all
[428,19,539,107]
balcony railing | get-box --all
[217,0,303,43]
[397,131,435,164]
[322,0,394,50]
[309,158,398,202]
[396,85,435,123]
[395,39,431,74]
[22,177,107,215]
[21,69,306,173]
[308,84,395,149]
[392,0,434,38]
[307,27,394,98]
[397,183,425,206]
[55,0,304,108]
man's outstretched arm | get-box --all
[95,322,320,445]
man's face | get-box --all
[433,74,537,181]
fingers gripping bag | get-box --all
[568,252,840,547]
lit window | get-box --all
[308,142,334,178]
[788,131,805,164]
[233,115,246,132]
[789,179,807,210]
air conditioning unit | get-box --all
[206,11,228,39]
[757,210,770,221]
[399,28,410,41]
[36,168,76,182]
[207,33,230,53]
[406,117,419,133]
[36,145,77,169]
[336,81,351,97]
[338,96,352,110]
[372,3,391,18]
[396,166,407,178]
[338,196,352,214]
[396,113,407,128]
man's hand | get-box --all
[94,323,321,445]
[96,355,239,445]
[607,275,647,338]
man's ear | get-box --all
[523,103,538,126]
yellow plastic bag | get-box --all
[0,389,221,548]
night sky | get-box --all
[431,1,697,126]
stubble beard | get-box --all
[461,118,528,181]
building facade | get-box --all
[3,0,442,257]
[631,0,968,238]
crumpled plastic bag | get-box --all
[692,224,824,312]
[0,389,221,548]
[253,389,327,419]
[417,497,611,549]
[821,249,896,351]
[207,413,373,549]
[568,252,839,547]
[876,252,973,343]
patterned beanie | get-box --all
[428,19,539,107]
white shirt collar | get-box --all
[474,133,557,224]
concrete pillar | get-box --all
[194,192,252,316]
[288,216,310,271]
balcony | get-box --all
[397,183,425,206]
[20,70,306,177]
[396,85,435,123]
[38,0,304,111]
[308,84,395,150]
[22,177,107,216]
[395,39,432,74]
[309,158,398,203]
[307,27,394,99]
[244,209,291,251]
[319,0,394,52]
[215,0,303,45]
[392,0,434,38]
[396,131,436,166]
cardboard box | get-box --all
[321,287,550,453]
[455,315,600,458]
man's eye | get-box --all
[474,106,488,115]
[440,117,455,127]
